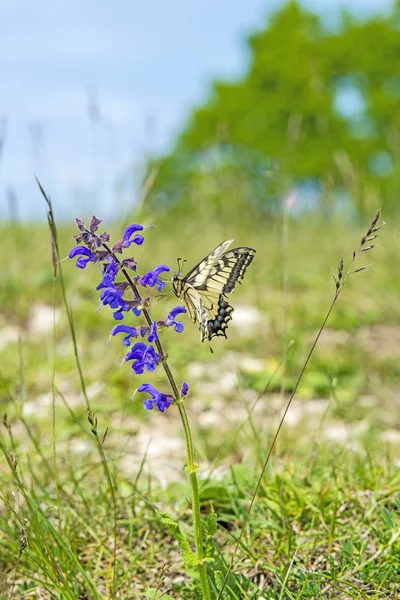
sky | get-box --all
[0,0,393,221]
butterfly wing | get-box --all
[180,286,208,339]
[181,239,234,287]
[186,246,256,295]
[175,241,256,342]
[180,285,233,342]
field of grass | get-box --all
[0,198,399,599]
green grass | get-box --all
[0,204,399,598]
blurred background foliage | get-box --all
[145,1,400,220]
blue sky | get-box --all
[0,0,393,220]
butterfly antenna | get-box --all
[156,288,173,299]
[176,257,187,276]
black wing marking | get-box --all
[205,296,234,341]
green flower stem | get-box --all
[138,303,211,600]
[100,242,211,600]
[176,400,211,600]
[137,302,211,600]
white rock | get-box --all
[283,404,302,427]
[188,362,207,379]
[381,430,400,444]
[194,371,237,397]
[323,423,349,443]
[0,326,20,351]
[201,465,228,481]
[231,305,261,333]
[71,440,92,454]
[197,410,221,428]
[86,382,104,399]
[136,431,183,458]
[29,304,61,334]
[240,356,265,373]
[23,393,52,417]
[131,432,186,486]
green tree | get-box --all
[146,1,400,217]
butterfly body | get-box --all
[172,240,256,342]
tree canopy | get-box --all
[146,1,400,216]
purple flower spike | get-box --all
[137,383,172,413]
[100,285,127,320]
[97,260,119,290]
[68,246,96,269]
[166,306,187,332]
[125,342,160,374]
[123,224,144,248]
[181,382,189,397]
[148,321,158,343]
[139,265,170,292]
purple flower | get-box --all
[96,260,119,290]
[111,224,144,253]
[137,384,172,412]
[111,324,148,346]
[69,246,96,269]
[139,265,170,292]
[148,321,158,343]
[165,306,187,332]
[123,224,144,247]
[125,342,160,374]
[181,382,189,397]
[100,285,127,320]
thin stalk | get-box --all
[217,210,383,599]
[38,181,118,599]
[52,276,61,526]
[280,194,290,398]
[215,289,341,600]
[99,240,211,600]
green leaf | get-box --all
[200,483,229,503]
[155,509,197,570]
[214,569,224,589]
[205,505,217,560]
[214,570,232,599]
[381,507,396,530]
[205,504,218,537]
[341,539,354,558]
